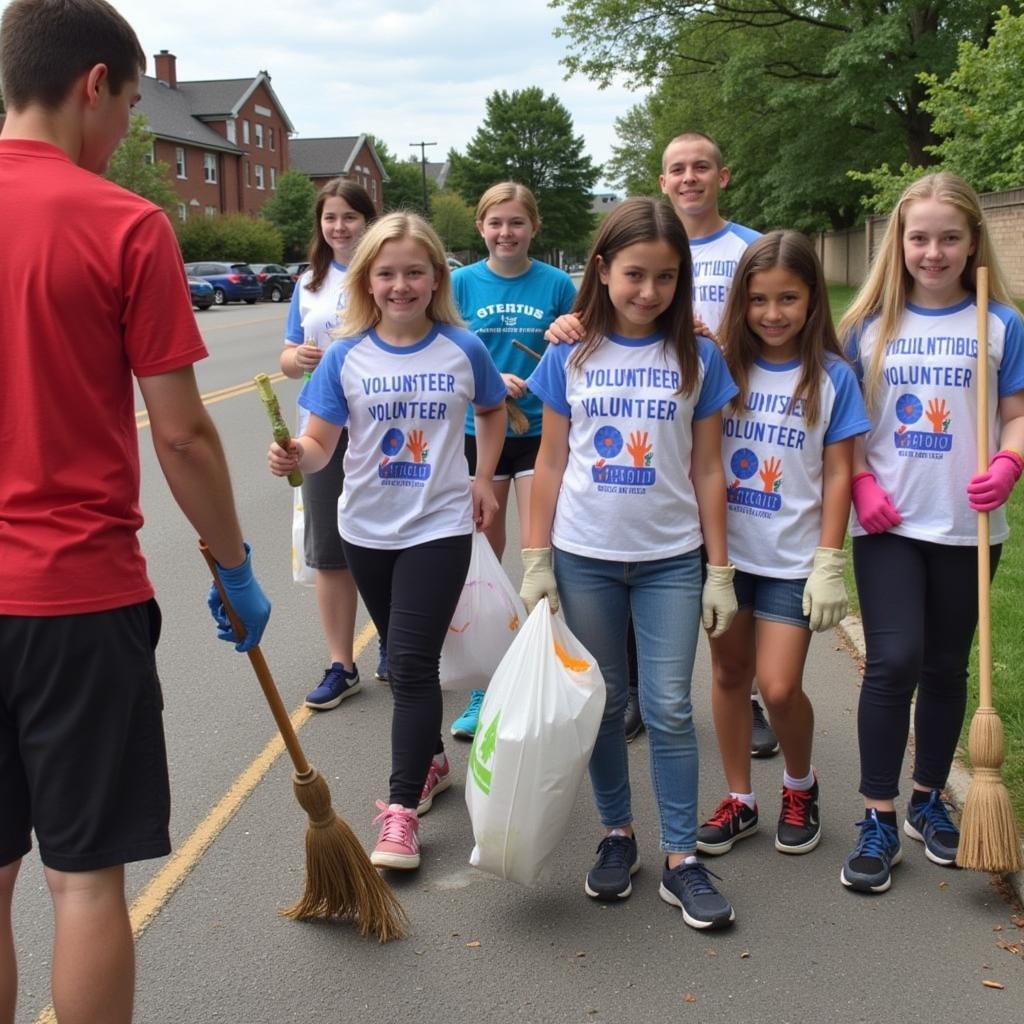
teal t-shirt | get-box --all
[453,259,576,436]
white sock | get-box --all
[607,827,630,838]
[683,854,699,865]
[730,791,756,810]
[433,752,447,767]
[783,769,815,791]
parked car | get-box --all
[188,275,215,311]
[446,255,464,271]
[286,262,310,281]
[249,263,296,303]
[183,262,263,305]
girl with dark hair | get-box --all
[520,196,739,929]
[695,231,868,864]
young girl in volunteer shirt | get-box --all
[269,213,507,870]
[448,182,576,741]
[838,173,1024,894]
[279,179,381,709]
[696,232,869,862]
[520,197,739,930]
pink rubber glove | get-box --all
[967,450,1024,511]
[851,472,903,533]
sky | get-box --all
[35,0,646,190]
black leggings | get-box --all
[852,533,1000,800]
[343,533,472,808]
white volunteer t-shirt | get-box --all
[528,332,737,561]
[299,323,507,549]
[690,222,761,334]
[285,261,348,433]
[723,355,870,578]
[848,297,1024,545]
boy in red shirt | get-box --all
[0,3,271,1021]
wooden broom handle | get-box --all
[976,268,993,711]
[200,541,311,775]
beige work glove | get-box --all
[801,546,848,632]
[520,547,559,613]
[701,564,737,638]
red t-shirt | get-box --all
[0,140,209,615]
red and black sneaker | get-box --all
[697,796,759,855]
[775,779,821,854]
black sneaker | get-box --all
[624,686,644,742]
[584,833,639,900]
[751,699,780,757]
[304,662,361,710]
[841,810,902,893]
[697,796,759,855]
[775,779,821,854]
[659,859,735,930]
[903,790,959,866]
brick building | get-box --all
[289,135,388,213]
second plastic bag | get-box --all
[440,531,526,691]
[291,488,315,587]
[465,600,606,886]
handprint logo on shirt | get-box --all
[726,447,783,514]
[406,429,430,463]
[759,456,783,493]
[891,392,954,455]
[377,426,432,483]
[925,398,951,433]
[626,431,653,468]
[590,424,655,489]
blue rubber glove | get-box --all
[207,543,271,652]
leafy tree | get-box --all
[429,192,477,253]
[105,113,178,213]
[260,169,316,259]
[369,136,438,214]
[176,213,282,264]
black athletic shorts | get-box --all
[464,434,541,481]
[301,430,348,570]
[0,599,171,871]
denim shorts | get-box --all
[733,569,810,628]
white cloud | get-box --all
[51,0,644,190]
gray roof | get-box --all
[179,74,296,133]
[425,161,449,189]
[290,134,388,181]
[136,77,241,153]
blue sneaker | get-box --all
[374,643,389,682]
[904,790,959,866]
[305,662,361,710]
[659,859,735,930]
[585,832,639,900]
[451,688,485,739]
[840,809,902,893]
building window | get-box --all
[245,160,251,188]
[255,164,265,190]
[269,127,275,151]
[242,120,250,144]
[371,177,378,201]
[270,167,277,190]
[177,203,187,222]
[144,143,154,165]
[255,123,263,149]
[175,147,186,178]
[226,119,237,143]
[205,206,217,218]
[203,153,217,184]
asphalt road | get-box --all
[10,303,1023,1023]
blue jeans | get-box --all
[553,547,703,853]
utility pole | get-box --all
[409,140,436,216]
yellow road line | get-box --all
[32,621,379,1024]
[135,371,287,430]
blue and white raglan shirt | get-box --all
[299,324,507,549]
[528,333,737,561]
[690,222,761,334]
[848,298,1024,545]
[722,355,870,578]
[453,259,577,437]
[284,261,348,433]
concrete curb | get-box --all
[836,613,1024,907]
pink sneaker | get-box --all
[370,801,420,870]
[417,755,452,815]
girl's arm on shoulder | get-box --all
[525,407,571,548]
[691,411,728,566]
[820,437,855,549]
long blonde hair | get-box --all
[336,212,465,337]
[838,172,1013,409]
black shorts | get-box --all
[0,599,171,871]
[301,430,348,570]
[464,434,540,481]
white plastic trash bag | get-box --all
[291,488,315,587]
[440,531,526,691]
[466,600,606,886]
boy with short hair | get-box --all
[0,2,271,1022]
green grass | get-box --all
[826,282,1024,826]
